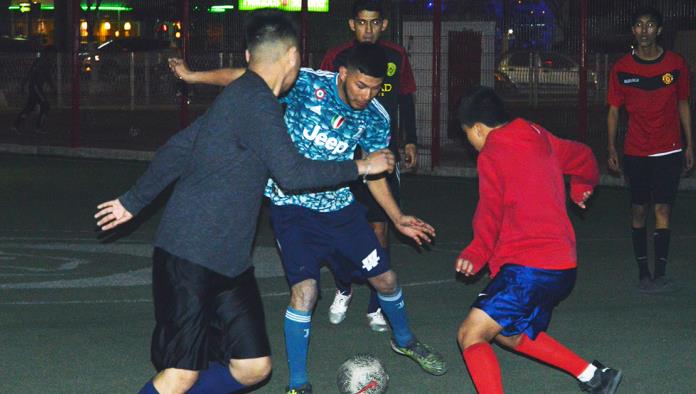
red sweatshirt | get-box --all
[458,119,599,278]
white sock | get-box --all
[577,363,598,382]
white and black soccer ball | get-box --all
[336,353,389,394]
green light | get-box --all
[9,3,132,11]
[209,4,235,13]
[238,0,329,12]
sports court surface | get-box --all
[1,153,695,393]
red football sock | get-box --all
[462,342,504,394]
[513,332,589,377]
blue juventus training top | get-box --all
[265,68,391,212]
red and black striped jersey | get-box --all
[608,50,690,157]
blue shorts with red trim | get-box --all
[269,202,391,287]
[473,264,576,339]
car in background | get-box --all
[496,50,598,93]
[82,38,176,79]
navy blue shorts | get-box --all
[151,248,271,371]
[623,152,683,205]
[269,202,391,287]
[473,264,576,340]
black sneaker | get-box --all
[286,382,312,394]
[578,360,622,394]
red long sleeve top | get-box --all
[458,119,599,278]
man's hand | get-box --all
[607,146,621,173]
[393,215,435,246]
[404,143,417,169]
[573,190,593,209]
[362,149,395,175]
[455,258,475,276]
[168,58,194,83]
[95,199,134,231]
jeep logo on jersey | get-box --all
[331,115,345,129]
[303,125,349,154]
[662,72,674,85]
[387,62,397,77]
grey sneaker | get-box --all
[390,338,447,376]
[329,290,352,324]
[637,277,656,293]
[578,360,622,393]
[648,276,680,293]
[366,308,389,332]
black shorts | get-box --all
[623,152,683,205]
[150,248,270,371]
[350,165,401,223]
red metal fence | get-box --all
[1,0,694,171]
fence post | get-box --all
[301,0,309,67]
[144,52,150,106]
[56,52,63,107]
[180,0,190,128]
[130,52,135,111]
[71,0,80,147]
[577,0,588,142]
[431,0,442,168]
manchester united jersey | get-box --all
[264,68,390,212]
[607,50,690,156]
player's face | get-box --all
[338,67,384,110]
[463,124,485,152]
[281,46,301,93]
[349,10,388,44]
[632,15,662,48]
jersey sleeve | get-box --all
[458,150,504,273]
[544,128,599,203]
[607,63,624,107]
[320,50,337,71]
[399,50,417,95]
[677,56,690,100]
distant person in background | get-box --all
[12,48,54,134]
[320,0,419,334]
[607,6,692,293]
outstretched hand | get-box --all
[393,215,435,246]
[95,199,133,231]
[455,258,475,276]
[168,57,193,83]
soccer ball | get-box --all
[336,353,389,394]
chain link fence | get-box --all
[1,0,694,170]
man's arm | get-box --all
[365,177,434,245]
[398,93,418,168]
[169,58,244,86]
[607,105,621,173]
[457,153,504,274]
[678,100,694,171]
[547,131,599,207]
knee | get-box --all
[290,280,318,311]
[155,368,199,392]
[457,322,491,350]
[631,205,648,222]
[370,271,398,294]
[231,357,272,386]
[654,204,671,221]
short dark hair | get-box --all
[345,42,387,79]
[632,6,663,28]
[352,0,384,19]
[245,9,299,54]
[458,87,511,129]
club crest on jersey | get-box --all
[331,115,345,129]
[662,73,674,85]
[315,88,327,100]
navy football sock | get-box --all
[187,361,246,393]
[632,226,650,279]
[653,228,670,278]
[138,380,158,394]
[367,288,380,314]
